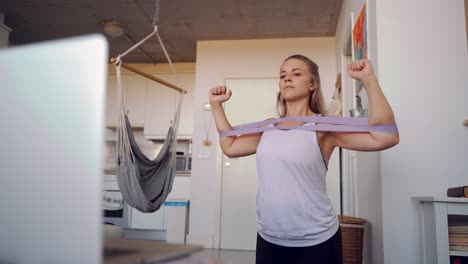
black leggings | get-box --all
[255,227,343,264]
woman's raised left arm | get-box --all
[326,59,399,151]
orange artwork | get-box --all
[353,2,368,93]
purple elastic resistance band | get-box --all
[219,116,398,137]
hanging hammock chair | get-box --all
[113,24,185,213]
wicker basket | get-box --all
[338,215,367,264]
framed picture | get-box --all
[352,2,369,95]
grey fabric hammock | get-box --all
[116,114,182,213]
[113,27,185,213]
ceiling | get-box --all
[0,0,343,63]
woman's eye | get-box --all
[294,73,301,76]
[280,75,285,79]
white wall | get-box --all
[465,0,468,46]
[377,0,468,263]
[335,1,382,263]
[466,0,468,48]
[189,37,337,248]
[336,1,468,263]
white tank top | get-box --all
[256,122,339,247]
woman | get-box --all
[209,55,399,264]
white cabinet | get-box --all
[123,206,166,241]
[144,74,177,137]
[177,74,195,137]
[167,176,191,200]
[105,76,118,126]
[414,197,468,264]
[121,177,191,242]
[144,73,195,139]
[127,177,191,231]
[106,69,195,137]
[106,74,147,127]
[164,200,190,244]
[124,75,146,126]
[130,206,166,230]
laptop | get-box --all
[0,34,202,264]
[0,34,107,264]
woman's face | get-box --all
[279,58,314,102]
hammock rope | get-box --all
[112,2,185,212]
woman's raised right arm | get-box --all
[209,85,262,158]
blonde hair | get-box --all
[276,54,326,117]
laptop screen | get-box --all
[0,35,108,264]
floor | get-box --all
[166,249,256,264]
[103,225,256,264]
